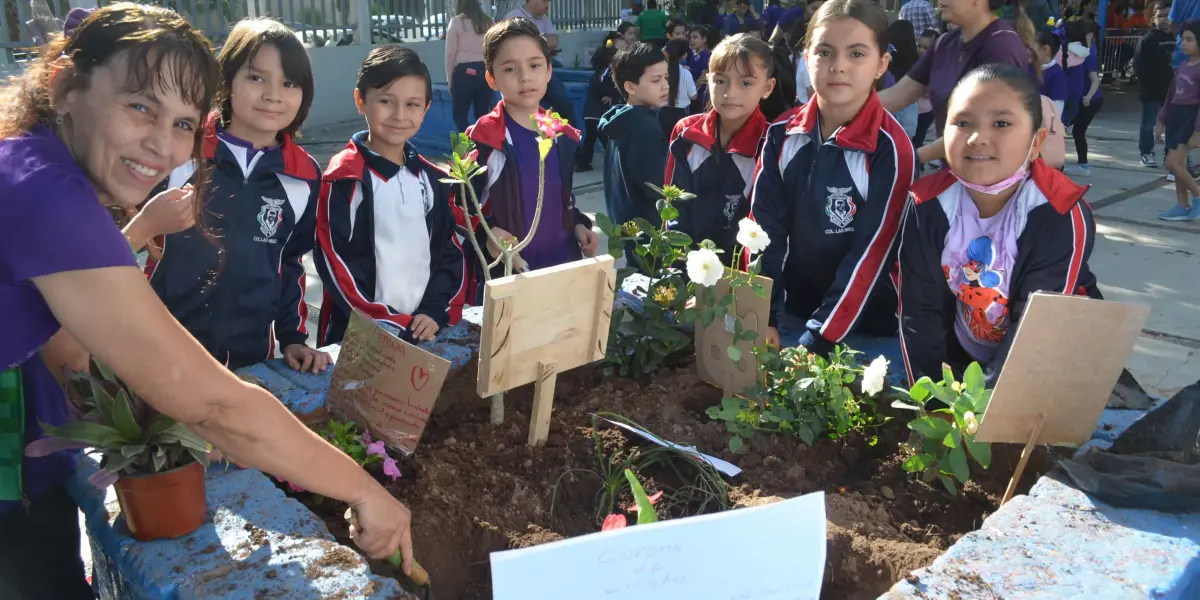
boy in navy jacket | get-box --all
[315,46,466,345]
[462,18,599,301]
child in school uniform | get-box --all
[898,64,1101,384]
[751,0,915,358]
[461,18,600,301]
[666,33,777,261]
[601,42,671,229]
[145,19,328,372]
[577,34,623,172]
[314,46,467,346]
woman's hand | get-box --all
[409,314,440,342]
[917,139,946,164]
[39,329,90,385]
[124,185,196,251]
[282,344,331,373]
[1156,123,1165,143]
[1082,95,1092,107]
[348,485,415,572]
[575,224,600,257]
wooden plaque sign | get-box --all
[695,275,773,396]
[326,310,451,454]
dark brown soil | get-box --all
[294,358,1063,600]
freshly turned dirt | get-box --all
[296,359,1063,600]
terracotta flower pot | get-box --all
[113,461,207,541]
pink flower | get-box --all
[382,457,402,480]
[361,430,372,444]
[366,441,387,458]
[602,514,627,531]
[532,111,569,140]
[287,481,306,493]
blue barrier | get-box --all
[69,457,413,600]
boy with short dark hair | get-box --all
[315,45,466,345]
[1134,1,1175,167]
[600,43,671,229]
[461,18,599,300]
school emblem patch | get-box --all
[723,194,742,224]
[257,197,286,239]
[825,186,856,229]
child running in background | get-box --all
[660,38,698,135]
[1155,20,1200,221]
[751,0,914,357]
[601,43,671,231]
[666,33,777,261]
[913,28,936,148]
[462,18,599,300]
[1037,31,1068,114]
[314,46,466,346]
[577,34,623,171]
[145,18,328,372]
[1065,23,1102,177]
[898,64,1100,384]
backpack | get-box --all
[1040,95,1066,169]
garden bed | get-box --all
[290,357,1062,600]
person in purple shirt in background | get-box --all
[761,0,785,37]
[1064,23,1103,178]
[878,0,1031,165]
[1036,31,1069,114]
[1156,20,1200,220]
[0,5,419,598]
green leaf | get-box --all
[152,449,166,472]
[891,400,922,411]
[795,422,815,445]
[142,415,176,441]
[726,346,742,362]
[965,438,992,469]
[700,310,715,328]
[595,212,615,234]
[974,389,992,413]
[908,416,951,440]
[947,445,970,483]
[662,230,693,247]
[661,205,680,222]
[156,423,210,453]
[40,420,125,447]
[908,378,932,402]
[738,329,758,342]
[110,390,142,442]
[963,362,986,396]
[103,452,137,475]
[187,446,211,468]
[941,364,956,387]
[94,359,118,384]
[623,469,659,525]
[728,435,744,453]
[119,444,147,458]
[902,453,935,473]
[939,474,958,495]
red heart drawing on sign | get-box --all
[411,366,430,391]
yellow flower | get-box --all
[952,381,964,393]
[652,285,677,305]
[622,220,641,236]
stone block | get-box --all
[69,456,414,600]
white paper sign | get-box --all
[600,416,742,477]
[490,492,827,600]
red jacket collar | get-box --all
[786,91,887,153]
[201,113,318,181]
[323,136,429,182]
[680,108,768,156]
[467,99,582,151]
[912,158,1089,214]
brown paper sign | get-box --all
[326,309,450,454]
[974,293,1150,447]
[695,275,773,396]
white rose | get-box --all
[685,248,724,287]
[964,411,979,435]
[860,355,889,396]
[736,218,771,254]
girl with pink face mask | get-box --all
[895,64,1102,388]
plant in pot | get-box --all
[34,358,211,541]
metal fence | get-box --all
[1100,28,1146,81]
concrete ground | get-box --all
[300,88,1200,398]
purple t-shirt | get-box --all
[908,19,1030,132]
[504,117,571,271]
[0,124,137,511]
[687,48,712,77]
[1168,60,1200,106]
[940,186,1019,363]
[1066,44,1103,102]
[1040,62,1069,102]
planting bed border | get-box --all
[70,294,1198,599]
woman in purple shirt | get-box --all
[0,6,415,596]
[878,0,1031,164]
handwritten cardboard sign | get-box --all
[490,492,827,599]
[695,275,773,396]
[975,293,1150,446]
[326,309,450,454]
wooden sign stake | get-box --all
[528,361,558,446]
[1001,412,1046,505]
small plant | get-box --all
[707,346,889,452]
[601,469,663,531]
[34,359,211,488]
[596,184,698,378]
[892,362,992,495]
[443,119,568,425]
[281,419,401,493]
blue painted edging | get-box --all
[68,456,412,600]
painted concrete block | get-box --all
[69,456,414,600]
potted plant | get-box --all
[37,359,211,541]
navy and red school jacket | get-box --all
[460,100,592,299]
[146,119,319,369]
[314,135,466,346]
[750,93,916,353]
[665,108,769,260]
[897,160,1102,385]
[583,66,622,121]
